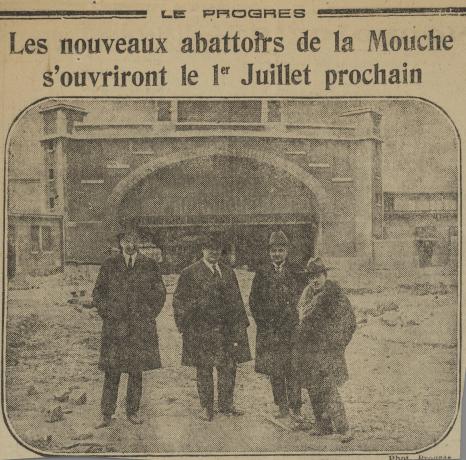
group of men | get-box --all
[92,227,356,440]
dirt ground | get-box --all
[4,264,459,455]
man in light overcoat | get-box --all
[92,228,166,427]
[173,232,252,421]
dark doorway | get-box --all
[118,156,320,273]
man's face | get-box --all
[309,272,327,292]
[120,234,138,255]
[269,245,288,265]
[202,247,222,264]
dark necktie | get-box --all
[128,255,133,269]
[212,264,221,278]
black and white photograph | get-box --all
[4,97,459,455]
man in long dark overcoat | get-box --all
[294,258,356,437]
[249,230,306,419]
[173,232,251,421]
[92,229,166,427]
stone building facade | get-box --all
[9,99,385,274]
[378,191,458,268]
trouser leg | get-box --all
[101,370,121,416]
[308,388,325,420]
[326,385,349,434]
[126,372,143,416]
[217,361,237,411]
[196,366,214,410]
[270,374,288,409]
[308,387,333,433]
[285,369,302,412]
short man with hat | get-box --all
[92,228,167,427]
[293,258,356,439]
[173,232,252,421]
[249,230,307,419]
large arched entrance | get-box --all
[107,152,328,272]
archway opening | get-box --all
[118,156,320,272]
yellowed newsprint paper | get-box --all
[0,0,463,459]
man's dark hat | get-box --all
[201,231,224,250]
[269,230,289,247]
[115,224,143,243]
[306,257,329,278]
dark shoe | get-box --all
[308,426,333,436]
[198,405,214,421]
[95,415,112,429]
[337,429,354,443]
[127,413,143,425]
[206,406,214,421]
[274,406,289,419]
[199,406,214,422]
[291,420,309,431]
[309,419,334,436]
[290,408,305,423]
[333,416,350,435]
[220,407,244,416]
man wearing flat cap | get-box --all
[294,258,356,438]
[173,232,252,421]
[249,230,307,419]
[92,228,167,427]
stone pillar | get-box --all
[340,108,381,138]
[170,100,178,122]
[40,103,88,136]
[53,140,66,215]
[314,218,324,257]
[39,102,88,262]
[260,100,268,123]
[352,141,375,259]
[339,109,382,261]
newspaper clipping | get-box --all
[0,1,463,459]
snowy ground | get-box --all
[4,265,459,454]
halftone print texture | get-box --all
[5,98,459,455]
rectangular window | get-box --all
[384,194,394,211]
[45,140,55,153]
[42,226,53,251]
[43,112,57,135]
[178,100,262,123]
[267,101,281,122]
[31,225,40,252]
[415,226,437,239]
[157,101,171,121]
[449,226,458,238]
[48,168,55,180]
[81,140,104,179]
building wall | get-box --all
[380,192,458,267]
[8,215,63,276]
[8,100,386,271]
[383,214,457,266]
[62,134,375,262]
[8,181,44,214]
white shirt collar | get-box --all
[273,261,285,272]
[203,258,221,276]
[123,252,137,268]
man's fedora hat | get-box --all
[306,257,329,278]
[115,224,143,243]
[269,230,289,247]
